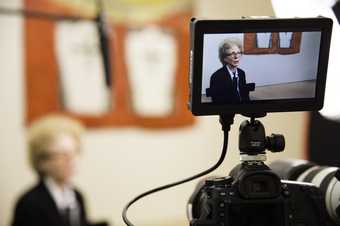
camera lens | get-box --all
[270,159,340,224]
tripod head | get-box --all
[239,114,285,163]
[224,114,286,200]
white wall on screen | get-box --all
[202,32,321,94]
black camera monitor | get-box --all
[188,17,333,115]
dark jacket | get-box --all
[12,181,89,226]
[207,66,250,104]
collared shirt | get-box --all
[226,65,240,93]
[44,177,80,226]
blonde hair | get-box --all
[27,114,85,177]
[218,38,243,65]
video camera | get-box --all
[187,17,336,226]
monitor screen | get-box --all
[202,31,321,103]
[188,18,333,115]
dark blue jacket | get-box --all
[207,66,250,104]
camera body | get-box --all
[188,162,330,226]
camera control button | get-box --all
[281,183,288,189]
[205,180,215,187]
[283,190,290,197]
[214,176,233,186]
[228,191,235,196]
[206,176,233,187]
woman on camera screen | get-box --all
[207,38,251,104]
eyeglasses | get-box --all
[226,51,243,57]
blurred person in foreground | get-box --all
[12,114,107,226]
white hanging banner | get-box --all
[55,21,111,115]
[125,26,177,117]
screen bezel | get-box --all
[189,17,333,116]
